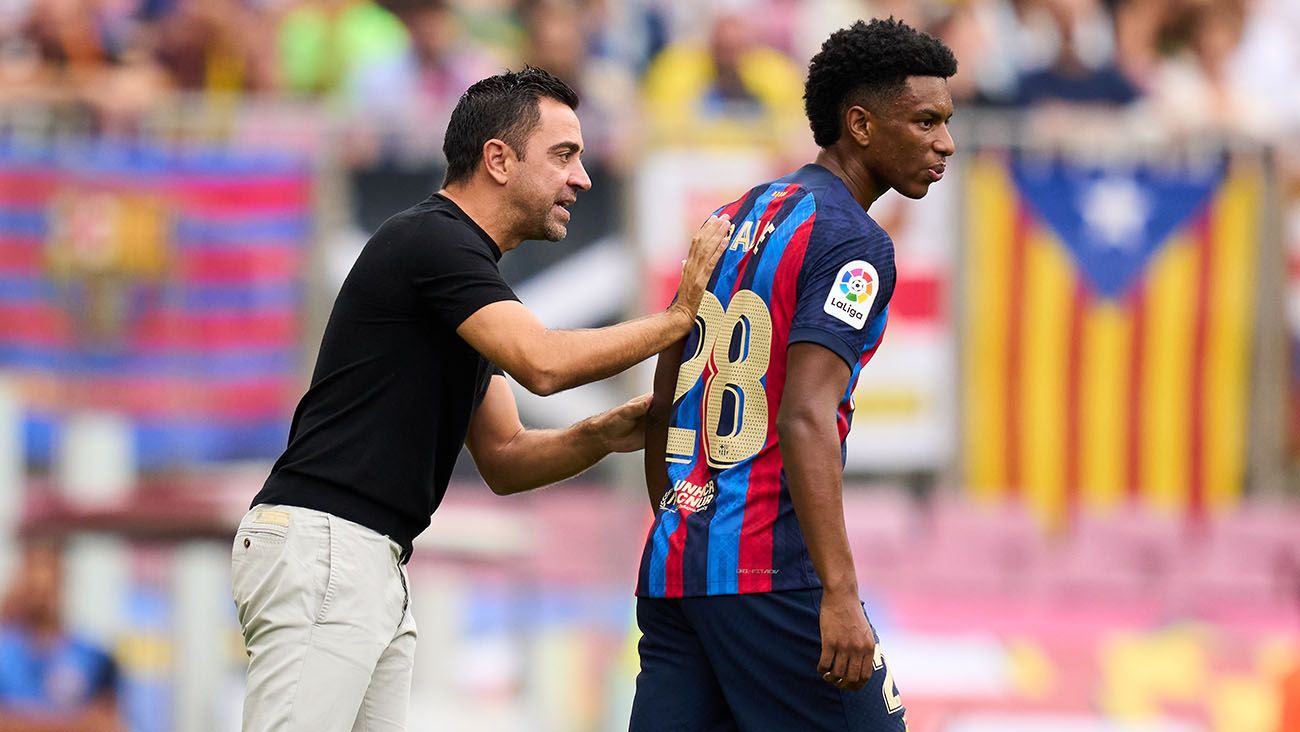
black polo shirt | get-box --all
[253,194,516,557]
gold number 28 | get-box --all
[666,289,773,469]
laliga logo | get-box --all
[825,260,875,329]
[831,298,863,320]
[839,268,873,302]
[834,268,874,318]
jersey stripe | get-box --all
[764,203,821,589]
[646,508,677,596]
[664,512,689,597]
[735,197,817,593]
[683,182,785,594]
[648,185,775,596]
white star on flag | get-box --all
[1080,177,1151,251]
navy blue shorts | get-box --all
[629,589,907,732]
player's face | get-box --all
[510,97,592,242]
[865,76,956,200]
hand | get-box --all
[591,392,653,453]
[817,590,875,692]
[670,214,732,327]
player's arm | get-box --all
[457,215,730,396]
[643,338,687,507]
[466,374,651,496]
[777,342,874,692]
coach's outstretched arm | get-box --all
[466,375,651,495]
[456,215,731,397]
[777,342,875,693]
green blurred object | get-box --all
[278,1,411,95]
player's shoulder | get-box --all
[803,195,892,264]
[776,166,887,234]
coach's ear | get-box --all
[482,139,512,185]
[845,105,871,147]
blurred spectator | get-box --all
[1010,0,1139,107]
[574,0,655,73]
[928,1,1001,104]
[21,0,113,73]
[0,0,168,129]
[0,539,122,732]
[1144,0,1264,139]
[641,5,804,149]
[276,0,409,99]
[1225,0,1300,130]
[385,0,499,113]
[333,0,502,162]
[519,0,638,167]
[150,0,277,92]
[452,0,523,58]
[338,1,500,184]
[1114,0,1170,82]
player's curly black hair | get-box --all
[804,18,957,148]
[442,66,580,187]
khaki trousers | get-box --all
[231,504,417,732]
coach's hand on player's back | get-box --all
[817,589,876,691]
[670,215,732,329]
[589,392,653,453]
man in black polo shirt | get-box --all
[229,67,731,732]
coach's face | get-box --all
[865,76,955,200]
[510,97,592,242]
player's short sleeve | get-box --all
[474,366,504,409]
[406,223,519,329]
[788,220,895,368]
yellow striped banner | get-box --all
[963,153,1261,528]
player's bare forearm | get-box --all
[457,215,730,396]
[645,339,687,507]
[777,402,857,597]
[778,342,874,691]
[467,376,651,495]
[777,346,858,594]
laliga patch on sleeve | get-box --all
[823,260,878,330]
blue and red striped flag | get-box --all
[0,141,310,467]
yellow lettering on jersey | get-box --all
[729,220,753,252]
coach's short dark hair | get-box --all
[442,66,580,187]
[804,18,957,148]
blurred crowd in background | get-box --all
[0,0,1299,731]
[1,0,1297,150]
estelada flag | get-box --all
[0,141,310,468]
[963,152,1262,528]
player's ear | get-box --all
[482,139,512,185]
[845,105,871,147]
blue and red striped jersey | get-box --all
[637,164,896,598]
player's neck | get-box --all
[814,149,887,211]
[437,185,520,255]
